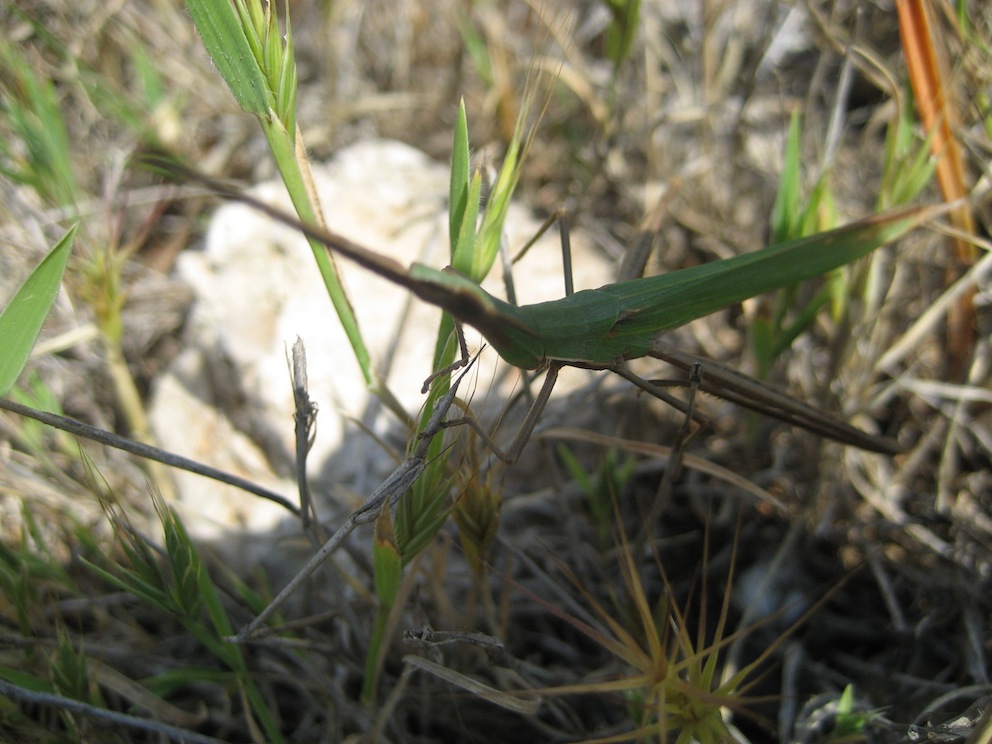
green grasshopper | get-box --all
[152,155,946,457]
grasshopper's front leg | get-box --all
[420,321,473,394]
[429,209,577,463]
[439,362,562,464]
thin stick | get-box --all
[635,362,702,559]
[233,374,467,641]
[0,678,225,744]
[510,207,566,267]
[559,214,573,297]
[0,398,300,516]
[616,185,678,282]
[289,337,319,533]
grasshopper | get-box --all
[149,155,951,457]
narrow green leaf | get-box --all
[557,445,593,494]
[0,667,55,693]
[772,284,832,359]
[0,41,79,207]
[198,564,236,641]
[52,628,90,701]
[475,135,521,278]
[771,111,803,243]
[0,225,76,397]
[449,99,471,255]
[451,169,483,276]
[241,677,287,744]
[604,0,642,70]
[130,41,166,108]
[277,9,297,131]
[81,558,169,610]
[230,0,265,75]
[881,94,937,209]
[398,476,453,564]
[364,507,404,703]
[186,0,271,115]
[456,17,492,85]
[373,508,402,607]
[264,7,282,97]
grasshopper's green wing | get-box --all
[504,205,938,367]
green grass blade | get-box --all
[604,0,642,72]
[372,508,402,608]
[264,135,378,390]
[880,91,938,210]
[186,0,385,403]
[364,508,403,700]
[456,16,492,85]
[755,109,844,375]
[398,103,491,562]
[770,111,803,244]
[161,505,204,619]
[451,170,484,276]
[449,99,471,253]
[81,558,170,611]
[0,226,76,397]
[474,134,520,278]
[275,9,297,131]
[186,0,271,115]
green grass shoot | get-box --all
[185,0,407,419]
[0,227,76,398]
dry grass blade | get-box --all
[403,656,541,715]
[539,426,785,512]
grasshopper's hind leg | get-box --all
[650,345,902,454]
[610,361,713,439]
